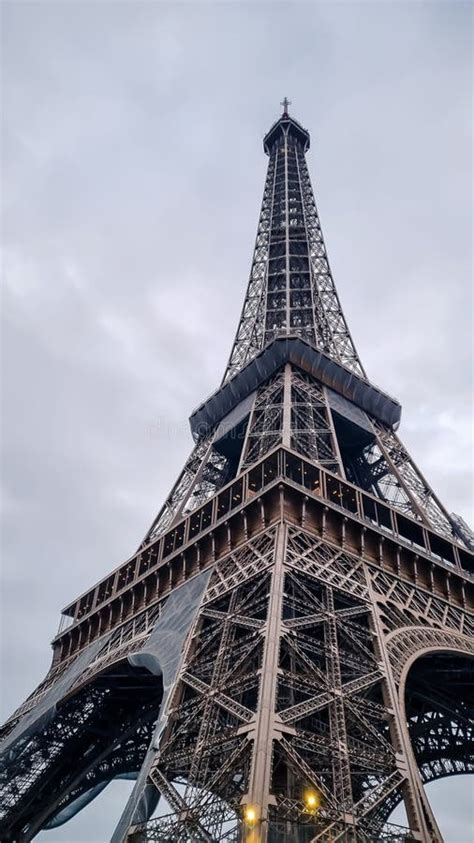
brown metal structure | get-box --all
[1,105,473,843]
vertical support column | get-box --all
[185,588,240,795]
[322,385,346,478]
[237,392,258,476]
[366,572,443,842]
[325,586,354,827]
[282,363,292,448]
[243,524,287,842]
[283,128,291,334]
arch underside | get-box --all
[0,642,472,841]
[381,651,474,824]
[0,662,162,841]
[131,562,474,842]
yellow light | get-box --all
[304,790,320,812]
[244,806,257,824]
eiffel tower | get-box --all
[1,102,473,843]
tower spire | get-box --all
[224,106,364,384]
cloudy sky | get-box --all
[1,1,473,840]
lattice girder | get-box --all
[139,358,466,552]
[123,521,472,843]
[2,105,473,842]
[224,114,364,383]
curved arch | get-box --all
[61,648,164,704]
[402,651,473,772]
[388,627,473,792]
[399,644,472,698]
[385,624,474,688]
[0,659,163,842]
[382,643,474,829]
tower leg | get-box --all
[242,524,287,842]
[367,575,443,842]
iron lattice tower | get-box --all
[1,105,473,843]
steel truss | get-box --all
[1,465,472,841]
[0,663,162,841]
[224,115,364,382]
[1,106,472,842]
[126,523,472,842]
[144,360,467,548]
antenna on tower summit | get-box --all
[280,96,291,116]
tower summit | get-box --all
[1,106,473,843]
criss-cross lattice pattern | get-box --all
[144,436,231,544]
[290,369,341,472]
[1,109,472,843]
[239,366,343,474]
[0,664,161,840]
[224,116,364,382]
[144,359,466,549]
[131,525,472,842]
[344,420,459,543]
[240,371,284,470]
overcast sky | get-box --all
[1,1,473,840]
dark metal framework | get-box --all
[1,105,472,843]
[223,114,364,382]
